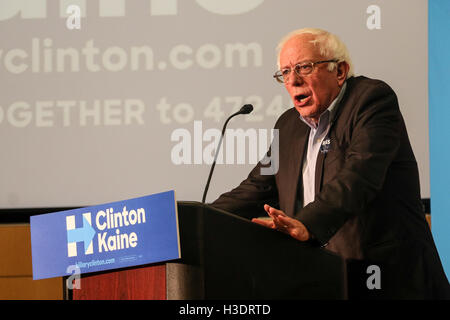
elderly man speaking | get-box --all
[211,28,450,299]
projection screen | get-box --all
[0,0,429,208]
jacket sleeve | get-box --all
[209,147,279,220]
[296,81,402,245]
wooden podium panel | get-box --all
[72,264,166,300]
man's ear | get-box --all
[336,61,349,86]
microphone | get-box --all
[201,104,253,203]
[238,104,253,115]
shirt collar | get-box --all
[299,81,347,129]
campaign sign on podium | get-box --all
[30,190,180,280]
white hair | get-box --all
[276,28,354,78]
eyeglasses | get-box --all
[273,59,339,83]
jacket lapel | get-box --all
[315,146,326,196]
[313,78,353,196]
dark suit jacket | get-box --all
[211,76,450,299]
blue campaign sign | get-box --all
[30,190,180,280]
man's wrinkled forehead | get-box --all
[279,34,323,68]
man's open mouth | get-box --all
[294,94,311,106]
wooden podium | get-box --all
[71,202,347,300]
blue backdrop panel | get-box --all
[429,0,450,278]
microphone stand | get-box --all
[201,105,253,203]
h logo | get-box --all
[66,213,96,257]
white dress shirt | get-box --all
[300,82,347,208]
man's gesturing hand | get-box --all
[251,204,310,241]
